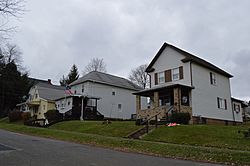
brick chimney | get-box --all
[48,79,52,85]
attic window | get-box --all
[112,89,116,96]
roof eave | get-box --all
[182,58,233,78]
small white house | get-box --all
[69,71,147,119]
[134,42,243,125]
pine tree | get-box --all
[67,64,79,84]
[60,64,79,86]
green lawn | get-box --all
[49,120,142,137]
[143,124,250,151]
[1,119,250,165]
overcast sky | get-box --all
[8,0,250,100]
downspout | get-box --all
[190,61,193,87]
[147,73,151,88]
[231,103,236,125]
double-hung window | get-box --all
[158,72,165,84]
[172,68,180,81]
[217,97,227,109]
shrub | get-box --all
[44,109,62,123]
[8,111,22,122]
[170,112,191,124]
[21,112,31,121]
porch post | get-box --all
[153,92,159,108]
[136,95,141,115]
[173,87,181,112]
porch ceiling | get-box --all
[133,84,194,97]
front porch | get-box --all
[134,84,193,122]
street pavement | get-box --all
[0,129,223,166]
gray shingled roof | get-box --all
[70,71,142,91]
[37,86,65,101]
[29,78,66,101]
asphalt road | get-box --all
[0,129,223,166]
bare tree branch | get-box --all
[0,43,24,72]
[0,0,25,39]
[129,64,149,89]
[83,58,107,74]
[0,0,25,18]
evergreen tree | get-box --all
[60,64,79,86]
[59,75,67,86]
[67,64,79,84]
[0,61,32,117]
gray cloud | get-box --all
[9,0,250,100]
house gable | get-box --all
[148,45,192,87]
[146,42,233,78]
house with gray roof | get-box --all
[134,42,243,125]
[25,79,65,119]
[68,71,147,119]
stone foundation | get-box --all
[192,116,242,125]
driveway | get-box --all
[0,129,223,166]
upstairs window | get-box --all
[155,66,183,85]
[81,85,84,93]
[112,89,116,96]
[172,68,180,81]
[210,72,216,85]
[158,72,165,84]
[217,97,227,110]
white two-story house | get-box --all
[134,42,243,124]
[68,71,146,119]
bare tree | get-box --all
[129,64,149,89]
[83,58,107,74]
[0,43,24,72]
[0,0,25,38]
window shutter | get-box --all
[210,72,213,84]
[224,99,227,110]
[165,69,172,82]
[155,73,158,85]
[179,66,183,79]
[217,97,220,108]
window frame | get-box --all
[158,72,165,84]
[233,103,240,113]
[217,97,227,110]
[172,68,180,81]
[210,72,216,85]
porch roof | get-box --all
[133,84,194,97]
[27,100,40,106]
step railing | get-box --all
[140,111,162,133]
[165,106,174,123]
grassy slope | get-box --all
[0,120,250,165]
[143,124,250,151]
[49,120,142,137]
